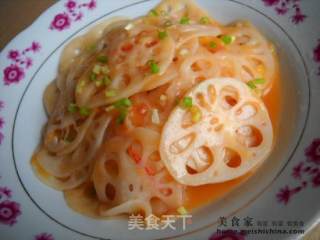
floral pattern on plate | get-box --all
[0,186,21,226]
[0,100,4,145]
[277,139,320,205]
[262,0,307,24]
[2,42,41,86]
[34,232,55,240]
[50,0,97,31]
[313,39,320,75]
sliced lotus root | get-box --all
[221,21,276,94]
[160,77,273,186]
[154,0,207,21]
[88,22,175,107]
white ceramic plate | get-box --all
[1,0,320,239]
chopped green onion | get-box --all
[102,76,111,86]
[163,20,173,27]
[87,43,96,52]
[180,16,190,25]
[199,16,210,24]
[158,30,168,40]
[79,106,91,116]
[247,81,257,89]
[177,206,188,215]
[90,72,97,81]
[105,89,116,97]
[92,64,101,74]
[190,106,201,123]
[247,78,266,89]
[147,60,160,74]
[181,96,193,108]
[114,98,132,108]
[68,103,78,113]
[209,41,217,48]
[76,80,86,94]
[149,9,159,16]
[97,55,108,63]
[95,80,103,87]
[116,109,128,124]
[220,35,235,45]
[252,78,266,84]
[101,66,110,75]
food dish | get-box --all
[31,0,280,219]
[2,0,319,239]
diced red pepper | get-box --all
[127,145,142,164]
[121,43,133,52]
[145,166,156,176]
[145,40,158,48]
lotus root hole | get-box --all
[105,183,116,201]
[196,92,210,110]
[220,86,239,109]
[236,103,257,120]
[170,133,195,154]
[223,148,242,168]
[186,146,213,174]
[236,125,263,147]
[207,84,216,104]
[104,159,119,177]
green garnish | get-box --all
[158,30,168,40]
[79,106,91,116]
[92,64,101,74]
[68,103,78,113]
[105,89,116,97]
[181,96,193,108]
[247,81,257,89]
[101,66,110,75]
[102,76,111,86]
[149,9,159,16]
[209,41,217,48]
[87,44,96,52]
[116,109,128,124]
[247,78,266,89]
[90,72,97,81]
[112,98,132,124]
[180,16,190,25]
[113,98,132,108]
[252,78,266,84]
[220,35,235,45]
[97,55,108,63]
[190,106,201,123]
[76,80,86,94]
[147,60,160,74]
[95,80,103,87]
[199,16,210,24]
